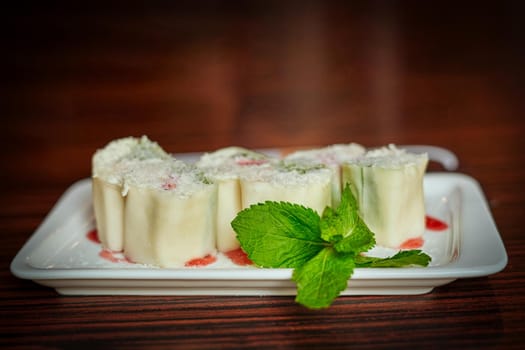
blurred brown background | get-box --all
[2,1,525,348]
[2,1,524,188]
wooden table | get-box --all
[2,1,524,348]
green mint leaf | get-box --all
[355,250,431,268]
[231,201,326,268]
[293,248,355,309]
[320,184,375,254]
[319,207,341,241]
[333,216,376,254]
[320,184,359,242]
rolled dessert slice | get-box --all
[240,160,332,215]
[285,143,365,207]
[341,144,428,248]
[196,147,273,252]
[123,158,217,267]
[91,136,170,252]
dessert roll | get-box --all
[197,147,272,252]
[240,160,332,215]
[342,145,428,248]
[123,159,217,267]
[91,136,169,252]
[285,143,365,207]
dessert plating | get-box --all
[91,137,428,267]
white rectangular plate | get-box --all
[10,173,507,296]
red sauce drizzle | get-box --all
[99,249,132,263]
[225,248,253,266]
[185,254,217,267]
[399,237,424,249]
[426,215,448,231]
[236,159,267,166]
[86,229,101,244]
[162,182,177,190]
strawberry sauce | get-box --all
[185,254,217,267]
[87,229,130,263]
[398,215,449,249]
[225,248,253,266]
[98,249,132,263]
[399,237,425,249]
[425,215,448,231]
[86,229,101,244]
[236,159,267,166]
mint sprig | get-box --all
[229,201,327,268]
[355,250,431,268]
[231,184,431,309]
[293,248,355,308]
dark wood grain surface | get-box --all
[2,1,525,348]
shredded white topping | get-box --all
[286,143,366,165]
[92,136,169,184]
[348,144,428,168]
[241,161,332,186]
[197,146,273,180]
[122,159,212,198]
